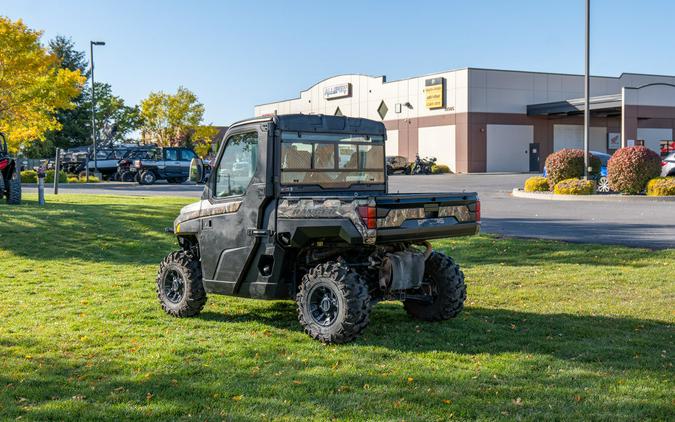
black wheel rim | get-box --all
[163,269,185,303]
[308,285,339,327]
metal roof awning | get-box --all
[527,94,622,117]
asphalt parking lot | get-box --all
[24,174,675,248]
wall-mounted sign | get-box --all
[323,83,351,100]
[425,77,445,109]
[608,132,621,149]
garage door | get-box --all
[418,125,456,172]
[637,128,672,155]
[553,125,608,153]
[486,124,533,172]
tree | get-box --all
[190,125,220,158]
[84,82,142,144]
[0,18,85,152]
[140,87,208,146]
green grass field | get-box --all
[0,194,673,421]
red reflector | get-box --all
[662,161,667,166]
[475,200,481,222]
[0,159,7,170]
[357,206,377,229]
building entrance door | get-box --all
[529,143,540,172]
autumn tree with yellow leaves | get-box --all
[0,17,85,152]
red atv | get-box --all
[0,133,21,204]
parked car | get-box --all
[156,114,480,344]
[132,147,197,185]
[662,152,675,177]
[386,155,410,175]
[543,150,611,193]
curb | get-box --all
[512,188,675,202]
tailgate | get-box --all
[374,193,480,243]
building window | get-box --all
[377,101,388,120]
[334,107,343,116]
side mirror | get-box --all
[189,158,204,183]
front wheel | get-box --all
[403,252,466,321]
[156,250,207,317]
[296,261,371,344]
[596,176,611,193]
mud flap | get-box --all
[379,251,425,291]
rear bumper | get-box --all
[377,222,480,243]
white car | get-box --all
[662,152,675,177]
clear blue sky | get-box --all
[3,0,674,124]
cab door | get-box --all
[198,123,271,294]
[163,148,182,177]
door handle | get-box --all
[247,228,272,238]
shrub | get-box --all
[79,175,100,183]
[524,176,550,192]
[646,177,675,196]
[431,163,451,174]
[20,170,38,183]
[67,176,80,183]
[545,149,601,188]
[44,170,68,183]
[553,178,595,195]
[607,146,662,194]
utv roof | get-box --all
[229,114,386,135]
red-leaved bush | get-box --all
[607,146,661,194]
[544,149,601,188]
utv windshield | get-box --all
[280,132,385,188]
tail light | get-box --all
[357,205,377,230]
[475,200,481,222]
[662,161,667,166]
[0,158,8,170]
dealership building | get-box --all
[254,68,675,172]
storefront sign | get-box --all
[323,83,351,100]
[608,132,621,149]
[425,78,445,109]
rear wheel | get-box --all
[139,170,156,185]
[403,252,466,321]
[156,250,207,317]
[6,168,21,205]
[296,261,371,344]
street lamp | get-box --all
[583,0,590,179]
[88,41,105,180]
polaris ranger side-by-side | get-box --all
[157,114,480,343]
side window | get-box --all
[214,131,259,198]
[180,149,196,161]
[164,149,178,161]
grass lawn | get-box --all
[0,194,673,421]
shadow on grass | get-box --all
[199,301,673,372]
[0,198,183,264]
[1,304,672,420]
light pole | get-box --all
[583,0,590,179]
[89,41,105,180]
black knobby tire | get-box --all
[403,252,466,321]
[156,250,207,317]
[6,168,21,205]
[296,261,371,344]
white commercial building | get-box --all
[255,68,675,172]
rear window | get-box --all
[280,132,385,187]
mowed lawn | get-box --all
[0,194,673,421]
